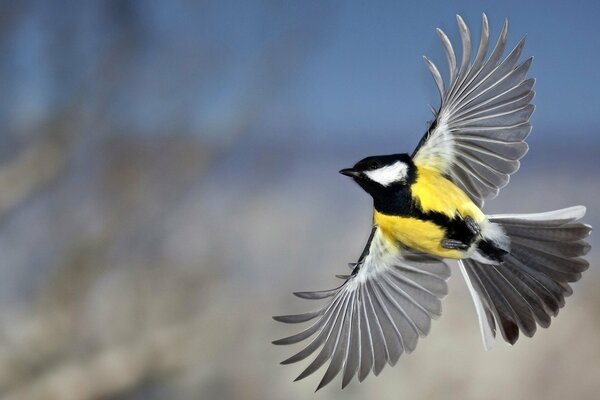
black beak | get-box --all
[339,168,360,178]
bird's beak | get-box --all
[339,168,360,178]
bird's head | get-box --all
[339,153,416,197]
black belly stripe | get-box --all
[418,209,478,246]
[371,176,507,261]
[374,188,479,247]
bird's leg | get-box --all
[464,216,481,236]
[349,225,378,275]
[441,238,470,250]
[441,214,480,250]
[347,263,362,276]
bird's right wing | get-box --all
[412,14,534,207]
[273,227,450,390]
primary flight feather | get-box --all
[273,14,591,391]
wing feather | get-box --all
[357,289,374,382]
[456,15,471,72]
[413,14,534,206]
[375,280,420,351]
[316,295,354,390]
[341,295,361,388]
[437,28,457,84]
[363,282,389,375]
[367,280,404,365]
[453,79,534,121]
[293,293,351,382]
[423,56,444,97]
[273,228,449,389]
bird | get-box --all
[272,14,592,391]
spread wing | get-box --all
[273,227,450,390]
[412,14,534,207]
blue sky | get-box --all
[2,0,599,149]
[245,0,600,143]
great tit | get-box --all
[273,14,592,391]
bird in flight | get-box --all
[273,14,591,391]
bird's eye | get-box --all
[369,161,380,170]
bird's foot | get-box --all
[441,238,470,250]
[464,216,481,236]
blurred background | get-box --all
[0,0,598,399]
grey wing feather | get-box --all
[456,15,471,72]
[366,280,404,365]
[315,295,353,390]
[341,297,361,388]
[357,293,374,381]
[413,14,534,206]
[362,283,388,376]
[273,228,449,390]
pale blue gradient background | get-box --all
[200,1,600,140]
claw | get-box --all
[465,216,481,236]
[442,238,470,250]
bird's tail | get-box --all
[459,206,591,349]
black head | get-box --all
[339,153,416,198]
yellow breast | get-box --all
[410,164,485,222]
[373,164,485,259]
[373,212,463,258]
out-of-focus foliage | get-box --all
[0,1,598,399]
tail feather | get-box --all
[489,205,587,226]
[506,223,591,242]
[511,235,590,258]
[460,206,591,348]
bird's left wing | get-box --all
[273,227,450,390]
[412,14,534,207]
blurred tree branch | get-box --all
[0,121,70,220]
[0,1,337,399]
[3,319,204,400]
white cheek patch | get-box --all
[364,162,408,186]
